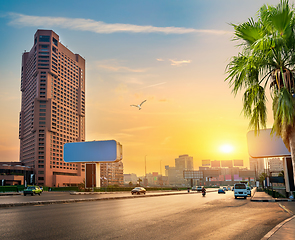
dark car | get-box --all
[218,188,226,194]
[131,187,146,195]
[24,186,42,196]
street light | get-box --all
[145,155,147,177]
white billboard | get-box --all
[64,140,122,163]
[247,129,290,158]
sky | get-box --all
[0,0,290,176]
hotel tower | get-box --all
[19,30,85,187]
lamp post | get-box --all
[144,155,147,186]
[145,155,147,177]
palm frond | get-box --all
[242,84,267,133]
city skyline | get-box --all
[0,0,288,176]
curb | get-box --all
[261,215,295,240]
[251,199,295,202]
[0,192,21,196]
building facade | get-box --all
[100,162,124,187]
[19,30,85,187]
[124,173,138,185]
[166,154,194,186]
[249,157,265,175]
[268,158,284,174]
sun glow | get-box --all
[220,144,234,153]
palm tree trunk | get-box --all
[288,128,295,194]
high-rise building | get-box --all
[19,30,85,187]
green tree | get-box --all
[258,172,269,188]
[226,0,295,183]
[278,170,285,177]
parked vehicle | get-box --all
[223,186,228,191]
[23,186,42,196]
[191,186,197,191]
[218,188,226,194]
[131,187,146,195]
[234,183,248,199]
[196,186,203,191]
[247,186,251,197]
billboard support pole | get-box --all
[283,157,290,193]
[96,163,100,188]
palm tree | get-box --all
[226,0,295,183]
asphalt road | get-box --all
[0,190,290,240]
[0,190,191,204]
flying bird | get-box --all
[130,100,147,110]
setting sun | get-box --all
[220,144,234,154]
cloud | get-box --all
[169,59,191,66]
[97,64,146,73]
[122,126,154,132]
[157,58,164,61]
[138,82,166,90]
[92,60,147,73]
[7,13,232,35]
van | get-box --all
[234,183,248,199]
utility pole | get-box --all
[145,155,147,177]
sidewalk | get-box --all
[252,191,295,240]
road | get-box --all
[0,190,290,240]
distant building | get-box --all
[268,158,283,173]
[124,173,138,185]
[249,158,265,175]
[0,162,34,186]
[175,155,194,170]
[100,161,124,187]
[166,154,194,186]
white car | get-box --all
[196,186,203,191]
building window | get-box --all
[39,35,50,42]
[53,37,58,46]
[38,177,44,180]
